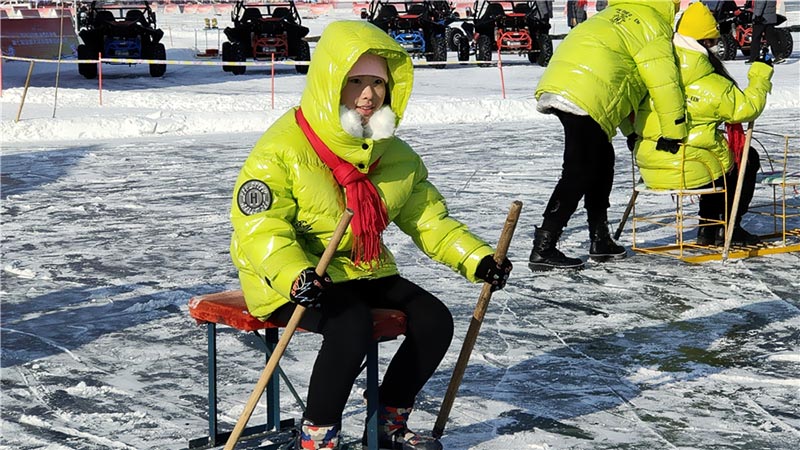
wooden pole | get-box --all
[271,53,275,110]
[53,8,66,118]
[497,46,506,100]
[432,200,523,439]
[223,209,353,450]
[722,122,755,261]
[614,179,642,240]
[15,61,35,123]
[98,52,103,106]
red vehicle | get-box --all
[221,0,310,75]
[712,1,793,61]
[466,0,553,67]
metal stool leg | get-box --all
[365,340,379,450]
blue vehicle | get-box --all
[76,1,166,79]
[362,0,461,68]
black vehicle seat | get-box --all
[483,3,506,20]
[241,7,262,23]
[512,3,531,14]
[407,4,426,16]
[125,9,144,23]
[94,10,116,25]
[272,6,291,21]
[377,4,398,20]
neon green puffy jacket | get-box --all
[229,21,494,319]
[635,35,773,189]
[535,0,687,141]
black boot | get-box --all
[731,225,761,245]
[588,221,627,261]
[529,227,584,271]
[696,220,721,246]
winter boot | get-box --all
[528,227,584,271]
[696,221,721,246]
[297,419,340,450]
[362,406,442,450]
[731,225,761,245]
[588,221,627,261]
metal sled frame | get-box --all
[630,130,800,263]
[630,146,729,262]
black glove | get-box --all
[626,133,638,152]
[655,137,681,154]
[289,268,333,307]
[475,255,512,292]
[755,52,774,67]
[753,15,765,24]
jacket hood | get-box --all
[673,33,715,86]
[610,0,679,23]
[299,20,413,165]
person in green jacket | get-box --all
[530,0,688,271]
[634,2,773,245]
[229,20,512,450]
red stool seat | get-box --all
[188,289,407,339]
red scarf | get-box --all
[296,108,389,266]
[726,123,746,168]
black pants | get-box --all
[270,275,454,425]
[748,22,780,62]
[699,147,761,225]
[541,111,615,233]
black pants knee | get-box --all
[271,275,454,424]
[699,147,760,225]
[541,111,615,232]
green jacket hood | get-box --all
[609,0,679,23]
[299,20,414,164]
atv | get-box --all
[222,0,310,75]
[75,1,166,79]
[362,0,454,68]
[467,0,553,67]
[711,0,793,61]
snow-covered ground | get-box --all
[2,3,800,450]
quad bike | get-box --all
[711,1,793,61]
[222,0,310,75]
[362,0,456,68]
[467,0,553,67]
[75,1,166,79]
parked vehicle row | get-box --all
[75,0,794,80]
[361,0,554,68]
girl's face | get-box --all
[340,75,387,124]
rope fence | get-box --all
[1,54,509,121]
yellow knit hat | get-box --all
[677,2,721,40]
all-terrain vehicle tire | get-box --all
[426,34,447,69]
[476,34,493,67]
[77,44,98,79]
[230,42,246,75]
[774,28,793,59]
[447,27,465,52]
[716,33,738,60]
[456,34,470,62]
[528,33,552,67]
[221,41,233,72]
[149,43,167,77]
[295,40,310,74]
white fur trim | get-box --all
[340,105,365,138]
[339,105,397,140]
[674,33,709,56]
[365,106,396,140]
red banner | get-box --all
[1,16,79,59]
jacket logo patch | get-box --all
[237,180,272,215]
